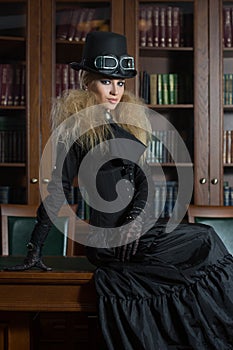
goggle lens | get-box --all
[94,55,135,71]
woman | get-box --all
[6,31,233,349]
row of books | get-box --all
[147,130,178,164]
[0,63,26,107]
[67,186,90,220]
[224,184,233,206]
[0,130,26,163]
[154,181,178,219]
[139,5,193,48]
[139,71,193,105]
[223,7,233,48]
[223,130,233,164]
[223,73,233,105]
[0,186,26,204]
[56,64,80,97]
[67,181,178,220]
[56,6,110,42]
[0,116,26,163]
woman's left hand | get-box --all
[115,212,143,262]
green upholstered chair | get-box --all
[187,205,233,255]
[0,204,77,256]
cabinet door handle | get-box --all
[31,178,38,184]
[199,178,207,184]
[42,178,50,184]
[211,178,218,185]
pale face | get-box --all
[89,78,125,110]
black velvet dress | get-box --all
[87,222,233,350]
[33,116,233,350]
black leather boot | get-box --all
[4,223,52,271]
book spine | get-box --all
[224,185,230,206]
[159,7,166,48]
[157,74,163,104]
[139,5,147,47]
[179,9,185,47]
[56,64,62,97]
[13,64,22,106]
[68,65,76,90]
[80,8,95,42]
[56,9,73,40]
[223,130,227,164]
[144,71,150,104]
[1,64,8,105]
[67,8,81,41]
[162,74,169,104]
[153,7,160,47]
[0,186,10,204]
[227,129,232,163]
[20,64,26,106]
[74,8,88,42]
[61,64,69,93]
[6,64,14,106]
[172,7,180,47]
[149,74,157,105]
[223,7,232,48]
[231,130,233,163]
[166,7,173,47]
[146,6,153,47]
[0,64,2,105]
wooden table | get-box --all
[0,256,97,350]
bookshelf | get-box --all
[125,0,233,207]
[221,1,233,206]
[0,0,40,205]
[1,0,232,211]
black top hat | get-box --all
[70,31,137,79]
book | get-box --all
[152,6,160,47]
[223,130,227,164]
[157,74,163,104]
[224,185,230,206]
[159,7,166,47]
[172,7,180,47]
[0,116,26,163]
[162,74,169,104]
[0,186,10,203]
[55,64,62,97]
[223,7,232,48]
[146,6,153,47]
[67,8,81,41]
[149,74,157,105]
[139,5,147,47]
[20,64,26,106]
[80,8,96,42]
[13,64,22,106]
[166,7,173,47]
[74,7,89,42]
[56,8,73,40]
[169,73,178,104]
[68,65,76,90]
[1,64,8,105]
[61,64,69,93]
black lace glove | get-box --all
[4,223,52,271]
[116,207,144,262]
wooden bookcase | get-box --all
[0,0,232,210]
[0,0,41,205]
[125,0,233,207]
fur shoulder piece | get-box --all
[51,89,97,130]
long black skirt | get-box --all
[86,223,233,350]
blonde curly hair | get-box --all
[51,71,151,151]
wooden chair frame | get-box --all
[0,204,77,256]
[187,205,233,223]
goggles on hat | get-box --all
[94,55,135,71]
